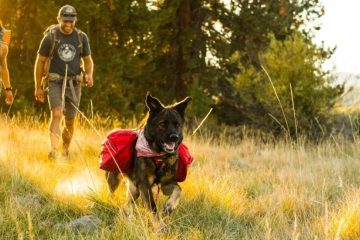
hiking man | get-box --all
[34,5,94,160]
[0,20,14,105]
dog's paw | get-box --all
[153,220,169,234]
[163,204,174,215]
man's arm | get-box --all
[82,55,94,87]
[1,44,11,89]
[1,44,13,105]
[34,54,48,102]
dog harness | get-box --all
[135,130,165,158]
[135,130,166,168]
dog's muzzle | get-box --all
[162,134,180,153]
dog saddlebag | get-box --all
[99,129,138,173]
[176,143,193,182]
[100,129,193,182]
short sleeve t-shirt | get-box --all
[38,27,91,76]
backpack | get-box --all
[100,129,138,174]
[42,25,86,86]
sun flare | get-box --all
[55,169,103,196]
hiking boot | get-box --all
[61,150,71,160]
[48,151,59,160]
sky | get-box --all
[314,0,360,75]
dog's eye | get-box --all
[159,122,167,128]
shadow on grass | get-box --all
[166,193,257,240]
[0,160,266,239]
[0,163,121,239]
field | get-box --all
[0,115,359,239]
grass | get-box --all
[0,114,360,239]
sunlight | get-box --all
[0,145,6,160]
[55,169,103,196]
[329,190,360,239]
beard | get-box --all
[60,23,74,35]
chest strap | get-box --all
[152,157,164,168]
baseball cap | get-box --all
[58,5,77,22]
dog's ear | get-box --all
[146,92,164,114]
[173,96,192,118]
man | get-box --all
[0,20,14,105]
[34,5,94,160]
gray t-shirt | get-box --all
[38,27,91,76]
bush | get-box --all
[216,33,344,138]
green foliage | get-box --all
[223,33,344,137]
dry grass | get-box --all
[0,114,360,239]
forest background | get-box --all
[0,0,355,138]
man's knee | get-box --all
[64,117,75,128]
[51,108,63,119]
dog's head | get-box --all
[144,93,191,154]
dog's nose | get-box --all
[168,134,179,142]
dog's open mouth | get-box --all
[162,142,176,153]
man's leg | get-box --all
[62,80,81,157]
[49,107,62,159]
[62,117,75,154]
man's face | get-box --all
[58,18,76,34]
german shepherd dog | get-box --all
[105,93,191,228]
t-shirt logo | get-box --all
[58,43,76,62]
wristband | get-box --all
[5,87,12,91]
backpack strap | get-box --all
[48,25,60,60]
[41,25,59,89]
[75,28,83,57]
[75,28,87,83]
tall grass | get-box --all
[0,114,359,239]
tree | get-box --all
[0,0,343,138]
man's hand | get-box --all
[35,88,45,103]
[86,75,93,88]
[5,91,13,105]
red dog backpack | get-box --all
[99,129,138,174]
[99,129,193,182]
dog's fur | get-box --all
[105,93,191,225]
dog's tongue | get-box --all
[164,142,176,151]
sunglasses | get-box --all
[62,14,76,18]
[63,20,75,23]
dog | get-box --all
[105,93,191,228]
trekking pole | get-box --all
[61,64,68,112]
[70,102,103,140]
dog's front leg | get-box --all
[138,183,164,230]
[123,179,140,217]
[126,179,140,203]
[161,182,182,215]
[105,171,121,199]
[138,183,158,215]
